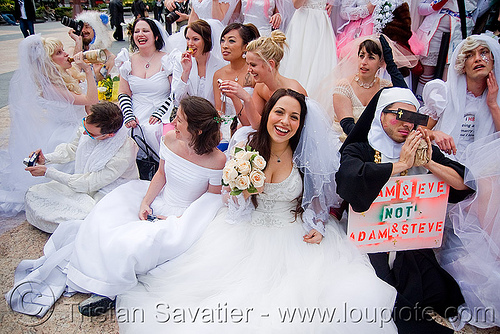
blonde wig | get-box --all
[42,37,85,94]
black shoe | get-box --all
[78,294,115,317]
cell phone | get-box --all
[147,214,158,222]
[23,152,39,167]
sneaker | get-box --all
[78,294,115,317]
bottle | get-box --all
[68,49,107,64]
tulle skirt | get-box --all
[117,211,398,333]
[436,133,500,329]
[280,6,338,94]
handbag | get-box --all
[130,125,160,181]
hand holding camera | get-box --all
[62,16,84,36]
[24,149,48,177]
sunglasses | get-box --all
[82,117,107,140]
[382,108,429,127]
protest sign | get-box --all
[347,174,449,252]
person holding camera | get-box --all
[0,35,98,217]
[7,96,226,318]
[24,102,139,233]
[67,11,116,82]
[109,0,125,41]
[163,0,190,34]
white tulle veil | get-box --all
[436,132,500,328]
[0,34,84,216]
[313,34,419,121]
[293,98,342,236]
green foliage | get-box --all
[54,7,72,19]
[0,0,14,13]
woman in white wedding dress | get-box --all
[213,23,259,145]
[164,0,239,55]
[6,96,227,317]
[279,0,337,93]
[116,18,173,157]
[0,35,98,216]
[117,89,397,333]
[171,20,227,106]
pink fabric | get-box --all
[163,123,175,135]
[336,16,374,57]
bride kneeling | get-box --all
[6,96,226,317]
[118,89,398,333]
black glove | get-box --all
[340,117,355,135]
[380,35,407,89]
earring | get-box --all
[242,52,246,59]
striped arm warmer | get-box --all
[151,95,174,121]
[118,93,135,124]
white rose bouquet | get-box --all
[222,146,267,196]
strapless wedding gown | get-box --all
[118,166,398,333]
[6,140,223,316]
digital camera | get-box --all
[165,0,190,25]
[23,152,39,167]
[61,16,84,36]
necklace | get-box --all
[142,51,156,69]
[354,73,377,89]
[271,147,288,163]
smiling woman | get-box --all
[115,18,174,158]
[170,19,227,107]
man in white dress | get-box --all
[422,34,500,162]
[24,101,139,233]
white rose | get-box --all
[229,180,237,189]
[222,165,238,184]
[234,150,246,160]
[236,160,251,175]
[251,154,266,170]
[225,159,237,170]
[250,170,266,188]
[235,175,250,190]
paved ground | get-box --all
[0,18,499,334]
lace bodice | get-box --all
[158,140,222,215]
[333,77,391,141]
[251,165,303,227]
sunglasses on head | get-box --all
[382,108,429,127]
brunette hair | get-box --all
[246,30,287,69]
[358,39,382,59]
[248,88,307,212]
[185,20,212,54]
[130,18,165,52]
[221,23,260,46]
[86,101,124,134]
[179,96,220,155]
[248,88,307,163]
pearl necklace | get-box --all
[354,73,377,89]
